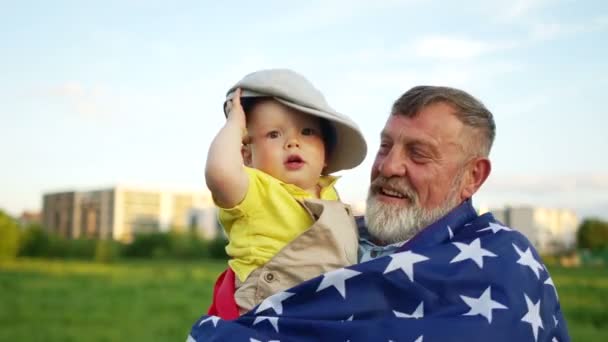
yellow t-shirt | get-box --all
[218,167,339,282]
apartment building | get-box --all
[490,206,579,254]
[43,186,214,242]
[186,207,222,240]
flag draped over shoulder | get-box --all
[189,200,570,342]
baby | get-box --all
[205,69,367,313]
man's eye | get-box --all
[410,149,430,163]
[301,128,316,136]
[378,142,391,155]
[267,131,280,139]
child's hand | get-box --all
[206,87,250,207]
[226,88,247,133]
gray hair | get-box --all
[391,86,496,157]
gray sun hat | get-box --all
[223,68,367,174]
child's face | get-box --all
[245,100,327,192]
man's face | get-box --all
[246,100,326,193]
[366,102,470,244]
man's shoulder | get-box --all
[454,213,542,259]
[462,213,538,248]
[451,214,549,287]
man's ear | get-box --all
[242,144,252,166]
[460,157,491,200]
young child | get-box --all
[205,69,367,313]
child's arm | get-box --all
[205,88,249,208]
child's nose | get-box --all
[285,136,300,149]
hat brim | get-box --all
[224,89,367,174]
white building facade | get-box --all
[43,186,216,242]
[490,206,579,254]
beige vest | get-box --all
[234,198,359,312]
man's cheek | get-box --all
[370,157,382,180]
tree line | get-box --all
[2,209,608,262]
[0,209,228,262]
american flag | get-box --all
[188,200,569,341]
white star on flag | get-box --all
[513,244,544,279]
[255,291,295,315]
[253,316,280,332]
[316,268,361,299]
[383,250,429,282]
[460,286,507,323]
[342,315,354,322]
[450,238,497,268]
[544,276,559,299]
[199,315,220,327]
[447,225,454,239]
[394,302,424,319]
[521,294,544,342]
[478,222,513,234]
[553,315,558,326]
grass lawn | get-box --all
[548,265,608,341]
[0,258,226,341]
[1,259,606,341]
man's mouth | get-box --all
[370,177,416,205]
[379,187,406,198]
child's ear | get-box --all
[242,144,252,166]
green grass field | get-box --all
[1,259,606,341]
[0,259,226,341]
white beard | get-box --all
[364,177,462,245]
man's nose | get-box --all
[377,148,406,177]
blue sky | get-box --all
[1,0,607,219]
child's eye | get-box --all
[267,131,280,139]
[301,128,316,136]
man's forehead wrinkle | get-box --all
[382,118,441,150]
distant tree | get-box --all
[577,218,608,251]
[0,210,20,260]
[94,239,120,263]
[168,230,208,259]
[122,232,171,258]
[18,224,51,257]
[208,237,229,260]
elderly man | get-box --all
[189,86,569,342]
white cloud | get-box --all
[531,22,566,41]
[531,15,608,41]
[506,0,550,18]
[478,173,608,219]
[484,173,608,194]
[343,60,521,92]
[413,36,520,60]
[254,0,418,34]
[497,0,555,20]
[414,37,491,60]
[346,70,420,89]
[337,36,517,65]
[44,81,113,118]
[48,81,86,97]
